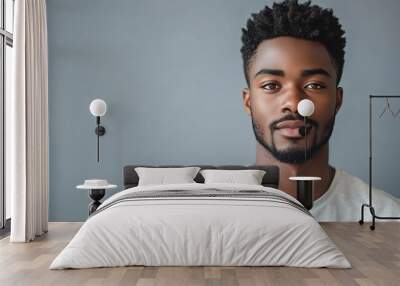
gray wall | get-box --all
[47,0,400,221]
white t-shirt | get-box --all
[310,169,400,221]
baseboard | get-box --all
[48,221,85,223]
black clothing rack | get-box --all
[359,95,400,230]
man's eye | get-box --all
[305,83,325,89]
[262,82,280,91]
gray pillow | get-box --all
[200,169,266,185]
[135,167,201,186]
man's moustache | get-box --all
[270,114,318,131]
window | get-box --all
[0,0,14,231]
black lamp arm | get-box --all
[94,116,105,162]
[304,116,307,162]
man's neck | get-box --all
[255,143,335,200]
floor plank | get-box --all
[0,222,399,286]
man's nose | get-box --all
[280,86,305,114]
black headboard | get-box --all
[123,165,279,189]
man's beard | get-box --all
[251,113,336,164]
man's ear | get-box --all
[335,87,343,114]
[242,88,251,115]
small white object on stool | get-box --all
[77,179,117,190]
[289,176,321,181]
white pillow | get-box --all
[135,167,201,186]
[200,169,266,185]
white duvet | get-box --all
[50,183,351,269]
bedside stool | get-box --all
[289,176,321,210]
[77,179,117,215]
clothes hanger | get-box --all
[378,97,400,118]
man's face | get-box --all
[243,37,343,164]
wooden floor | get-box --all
[0,222,399,286]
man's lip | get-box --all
[276,127,303,139]
[275,120,306,129]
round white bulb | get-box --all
[298,99,315,117]
[89,99,107,117]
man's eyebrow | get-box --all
[254,69,285,78]
[301,68,331,78]
[254,68,331,79]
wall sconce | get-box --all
[298,99,315,162]
[290,99,319,211]
[89,99,107,162]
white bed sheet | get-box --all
[50,183,350,269]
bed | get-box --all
[50,165,350,269]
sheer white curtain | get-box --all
[8,0,49,242]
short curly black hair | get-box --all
[241,0,346,85]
